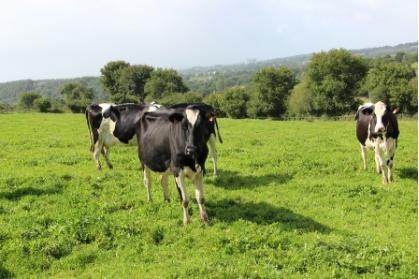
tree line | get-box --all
[10,49,417,117]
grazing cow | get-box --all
[85,103,160,170]
[168,103,223,176]
[137,105,211,224]
[355,101,399,183]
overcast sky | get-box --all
[0,0,416,82]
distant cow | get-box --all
[168,103,222,176]
[355,101,399,183]
[137,105,212,224]
[85,103,160,170]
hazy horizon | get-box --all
[1,0,417,82]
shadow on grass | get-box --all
[397,167,417,180]
[207,199,331,234]
[209,170,293,190]
[0,265,14,279]
[0,186,62,201]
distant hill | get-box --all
[0,77,108,105]
[0,42,416,104]
[180,42,417,75]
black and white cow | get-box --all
[137,105,212,224]
[85,103,160,170]
[168,103,222,176]
[355,101,399,183]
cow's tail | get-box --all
[214,117,223,143]
[85,107,94,152]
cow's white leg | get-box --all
[375,145,388,184]
[143,167,152,202]
[208,134,218,176]
[386,138,396,182]
[174,173,190,225]
[194,172,208,223]
[360,144,367,170]
[93,141,103,170]
[101,146,113,169]
[374,146,381,174]
[161,174,170,202]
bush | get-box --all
[18,92,42,110]
[203,93,226,117]
[219,87,249,119]
[34,98,52,112]
[248,66,295,118]
[154,92,203,106]
[287,82,313,116]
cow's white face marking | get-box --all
[374,101,386,133]
[185,109,199,126]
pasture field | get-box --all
[0,113,417,278]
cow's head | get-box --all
[168,107,211,161]
[360,101,393,135]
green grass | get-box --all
[0,113,417,278]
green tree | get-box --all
[100,60,130,96]
[203,92,226,117]
[219,87,249,119]
[18,92,42,110]
[114,65,154,103]
[145,68,188,99]
[304,49,368,115]
[60,83,94,113]
[287,82,313,116]
[366,62,416,112]
[34,97,51,112]
[248,66,295,118]
[157,92,203,106]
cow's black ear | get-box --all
[168,112,184,123]
[362,106,374,115]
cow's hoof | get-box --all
[183,218,191,226]
[108,164,113,169]
[200,213,209,223]
[164,198,171,203]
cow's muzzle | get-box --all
[185,145,197,156]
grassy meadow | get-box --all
[0,113,417,278]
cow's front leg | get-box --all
[161,174,170,202]
[208,134,218,176]
[143,167,152,201]
[386,139,396,182]
[375,146,388,184]
[174,173,190,225]
[360,144,367,170]
[101,146,113,169]
[194,172,208,223]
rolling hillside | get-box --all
[0,42,416,104]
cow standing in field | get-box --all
[137,105,211,224]
[355,101,399,184]
[168,103,222,176]
[85,103,160,170]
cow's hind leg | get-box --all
[174,173,190,225]
[194,172,208,223]
[360,144,367,170]
[161,174,170,202]
[93,141,103,170]
[143,167,152,202]
[101,146,113,169]
[208,134,218,176]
